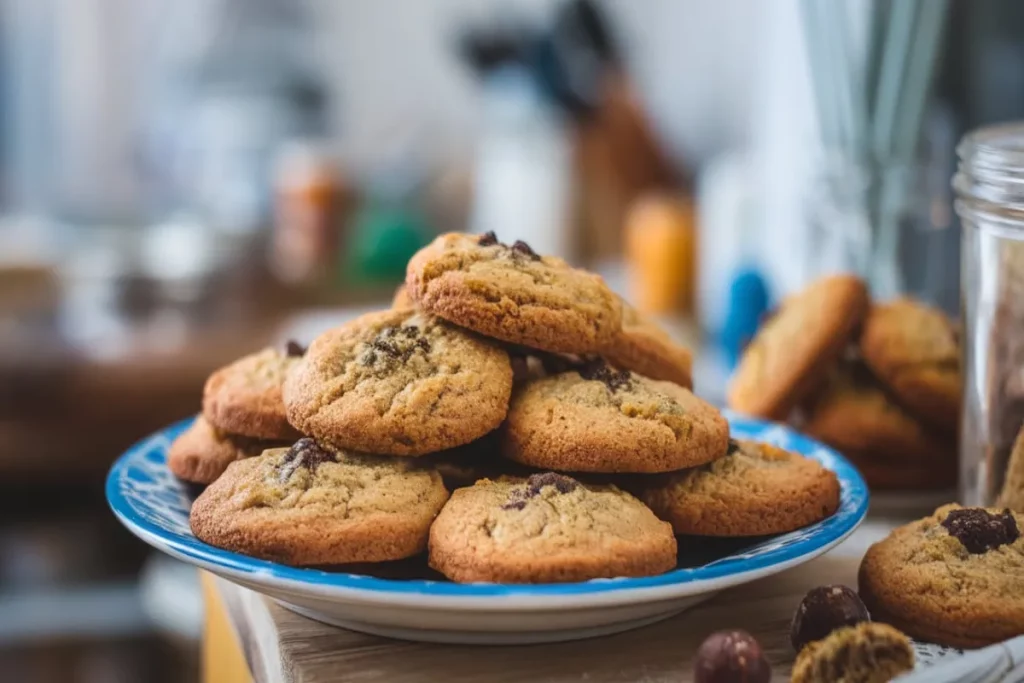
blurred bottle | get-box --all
[270,141,350,287]
[624,194,696,315]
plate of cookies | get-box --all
[107,232,868,644]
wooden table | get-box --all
[201,522,901,683]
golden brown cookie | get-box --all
[428,473,677,583]
[283,309,513,456]
[859,504,1024,648]
[190,439,449,565]
[202,346,304,440]
[405,232,622,354]
[803,361,956,489]
[167,416,284,484]
[728,274,869,419]
[790,622,914,683]
[860,298,961,431]
[640,439,840,536]
[601,299,693,387]
[503,359,729,473]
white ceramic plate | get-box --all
[107,412,869,644]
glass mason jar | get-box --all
[954,122,1024,507]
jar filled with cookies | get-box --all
[955,122,1024,508]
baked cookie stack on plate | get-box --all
[171,231,841,584]
[728,275,961,492]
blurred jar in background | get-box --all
[624,194,696,316]
[270,142,350,287]
[955,122,1024,509]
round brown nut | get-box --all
[694,630,771,683]
[790,584,870,652]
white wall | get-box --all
[310,0,768,172]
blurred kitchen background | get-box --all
[0,0,1021,680]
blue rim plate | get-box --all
[107,412,868,610]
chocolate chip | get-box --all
[279,438,335,482]
[527,472,578,495]
[941,508,1020,554]
[284,340,306,357]
[361,326,432,367]
[478,231,499,246]
[578,358,633,392]
[727,440,741,456]
[511,240,541,261]
[790,585,869,652]
[501,473,579,510]
[694,630,771,683]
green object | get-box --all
[346,204,430,284]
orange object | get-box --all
[201,571,253,683]
[624,194,696,315]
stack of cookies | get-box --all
[728,275,961,492]
[173,231,840,584]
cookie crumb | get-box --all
[941,507,1019,554]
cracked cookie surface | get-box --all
[860,298,960,432]
[283,309,513,455]
[405,232,622,354]
[168,416,286,484]
[601,299,693,387]
[858,504,1024,648]
[190,439,449,565]
[502,360,729,473]
[203,347,304,440]
[640,439,840,536]
[427,473,676,583]
[728,274,868,420]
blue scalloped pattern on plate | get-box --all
[107,412,869,596]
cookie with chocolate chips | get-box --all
[859,504,1024,648]
[502,359,729,473]
[283,309,513,456]
[405,232,622,354]
[189,439,449,565]
[202,345,306,440]
[427,473,676,583]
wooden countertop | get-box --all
[204,521,902,683]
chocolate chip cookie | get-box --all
[640,439,840,536]
[405,232,622,354]
[860,298,961,431]
[601,299,693,387]
[391,283,413,309]
[803,361,955,490]
[428,473,677,583]
[790,622,914,683]
[283,309,513,456]
[190,438,449,565]
[203,345,305,440]
[859,504,1024,647]
[728,274,869,419]
[167,416,284,484]
[503,359,729,473]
